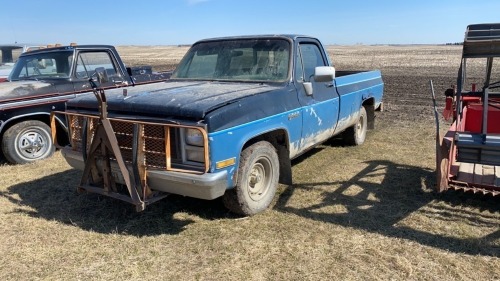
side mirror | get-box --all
[94,67,109,84]
[314,66,335,82]
[303,66,336,96]
[303,82,313,96]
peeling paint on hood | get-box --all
[67,81,281,119]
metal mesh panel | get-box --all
[69,115,84,152]
[144,124,166,168]
[70,116,99,153]
[64,113,206,172]
[111,120,134,163]
[87,118,98,152]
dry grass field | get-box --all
[0,45,499,280]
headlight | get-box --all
[185,128,204,146]
[186,147,205,163]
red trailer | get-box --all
[435,23,500,196]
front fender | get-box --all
[208,109,301,188]
[0,111,67,134]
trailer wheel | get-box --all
[344,106,367,146]
[223,141,279,216]
[2,120,55,164]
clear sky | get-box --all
[1,0,499,46]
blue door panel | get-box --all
[299,97,339,151]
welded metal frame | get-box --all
[51,84,209,211]
[435,23,500,196]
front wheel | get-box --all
[343,106,367,146]
[1,120,55,164]
[223,141,280,216]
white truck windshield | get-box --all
[9,51,73,81]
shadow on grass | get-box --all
[275,160,500,257]
[2,151,498,256]
[1,169,235,236]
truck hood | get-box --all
[0,80,57,102]
[0,65,13,78]
[68,81,282,119]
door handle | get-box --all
[325,82,334,88]
[113,79,128,86]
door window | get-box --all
[298,43,326,82]
[75,52,118,79]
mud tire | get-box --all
[344,106,367,146]
[223,141,279,216]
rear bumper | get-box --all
[62,148,228,200]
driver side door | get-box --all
[294,40,340,152]
[72,51,124,93]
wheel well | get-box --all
[363,98,375,130]
[0,114,68,146]
[242,129,288,150]
[241,129,292,185]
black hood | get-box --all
[0,80,58,103]
[68,81,281,119]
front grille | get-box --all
[66,113,207,173]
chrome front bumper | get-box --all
[62,148,228,200]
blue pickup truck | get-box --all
[57,35,384,215]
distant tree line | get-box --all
[445,42,464,45]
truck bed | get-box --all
[336,70,366,77]
[334,70,384,106]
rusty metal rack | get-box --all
[51,79,208,211]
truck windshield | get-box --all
[171,39,290,82]
[9,50,73,81]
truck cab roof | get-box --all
[195,34,314,43]
[18,45,116,57]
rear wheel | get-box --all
[1,120,55,164]
[344,106,367,146]
[223,141,279,216]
